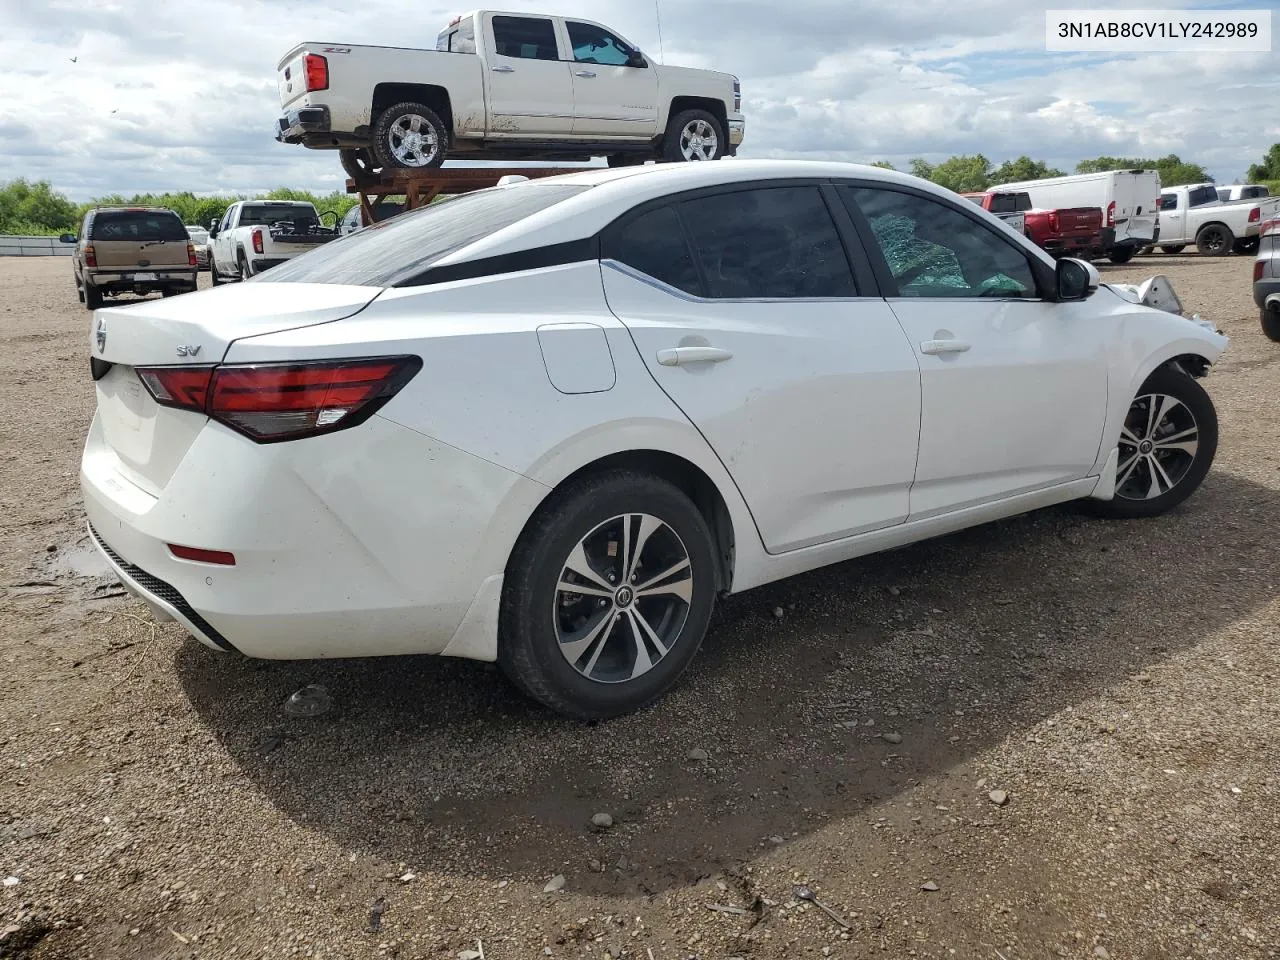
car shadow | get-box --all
[175,471,1280,895]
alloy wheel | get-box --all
[679,119,719,161]
[388,115,440,167]
[1115,393,1200,501]
[553,513,693,683]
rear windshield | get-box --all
[239,204,318,227]
[90,211,187,242]
[262,184,590,287]
[987,193,1031,213]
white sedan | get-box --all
[82,160,1227,718]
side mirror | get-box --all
[626,50,647,68]
[58,233,76,244]
[1056,257,1099,301]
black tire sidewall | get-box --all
[1109,246,1135,264]
[1094,366,1218,519]
[663,109,726,163]
[499,473,717,718]
[1160,245,1185,254]
[371,102,448,169]
[1262,305,1280,343]
[1196,225,1233,256]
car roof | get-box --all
[433,159,955,267]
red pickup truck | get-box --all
[1024,207,1105,258]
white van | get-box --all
[995,169,1162,264]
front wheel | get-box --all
[1160,244,1186,255]
[498,471,718,719]
[662,109,726,163]
[371,101,448,169]
[1108,245,1136,264]
[1086,366,1218,519]
[210,257,224,286]
[1196,224,1234,256]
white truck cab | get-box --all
[275,10,745,173]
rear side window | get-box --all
[611,206,703,295]
[1160,193,1178,210]
[492,16,559,60]
[679,187,857,299]
[1187,186,1219,207]
[437,17,476,53]
[262,184,589,287]
[89,211,187,242]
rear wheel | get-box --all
[1108,245,1136,264]
[1195,224,1233,256]
[84,283,103,310]
[1159,244,1186,255]
[239,256,252,281]
[339,147,382,184]
[662,109,726,163]
[498,470,718,719]
[1086,366,1217,519]
[1233,238,1259,255]
[371,102,448,169]
[1262,303,1280,343]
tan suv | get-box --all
[68,206,198,310]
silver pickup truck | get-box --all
[275,9,745,174]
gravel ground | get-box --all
[1,253,1277,960]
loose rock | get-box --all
[920,881,940,892]
[881,732,903,745]
[989,790,1010,807]
[543,874,566,894]
[687,748,709,762]
[591,812,614,829]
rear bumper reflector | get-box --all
[168,544,236,566]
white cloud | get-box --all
[0,0,1275,199]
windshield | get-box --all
[262,184,591,287]
[239,204,319,227]
[90,211,187,242]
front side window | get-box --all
[491,15,559,61]
[566,22,636,65]
[262,184,589,287]
[678,187,857,299]
[842,186,1037,299]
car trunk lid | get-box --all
[89,282,383,494]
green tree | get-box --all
[1246,142,1280,182]
[1076,154,1210,187]
[0,179,80,234]
[909,154,992,193]
[989,155,1066,184]
[868,160,896,170]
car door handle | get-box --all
[491,65,515,73]
[574,70,597,78]
[920,339,971,355]
[656,346,734,367]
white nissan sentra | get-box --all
[82,160,1227,718]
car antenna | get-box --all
[654,0,665,63]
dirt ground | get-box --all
[0,252,1277,960]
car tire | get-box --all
[1084,366,1218,520]
[1232,238,1259,255]
[662,109,727,163]
[1261,303,1280,343]
[371,102,448,169]
[239,257,252,281]
[1195,224,1234,256]
[339,147,382,184]
[84,283,103,310]
[498,470,719,719]
[1159,244,1186,254]
[210,258,223,286]
[1108,245,1136,265]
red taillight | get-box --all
[135,357,422,443]
[187,242,197,266]
[1048,212,1059,232]
[1262,219,1279,237]
[137,366,214,410]
[252,227,263,255]
[84,243,97,267]
[1106,201,1116,227]
[1255,260,1266,282]
[1248,206,1260,223]
[304,53,328,92]
[168,544,236,566]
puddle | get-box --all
[47,540,113,580]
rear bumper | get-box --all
[86,269,197,291]
[80,410,546,661]
[276,105,331,144]
[248,257,289,275]
[1254,278,1280,308]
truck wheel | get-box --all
[1108,246,1136,265]
[239,256,252,281]
[210,258,223,286]
[1232,238,1259,255]
[84,283,103,310]
[1159,244,1186,254]
[1262,303,1280,343]
[339,148,382,185]
[662,109,726,162]
[1195,224,1233,256]
[371,102,448,169]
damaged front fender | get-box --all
[1104,275,1221,335]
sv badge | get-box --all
[176,345,202,357]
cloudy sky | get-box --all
[1,0,1277,199]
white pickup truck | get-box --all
[1155,182,1280,256]
[274,10,745,173]
[208,200,340,282]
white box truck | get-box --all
[995,169,1162,264]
